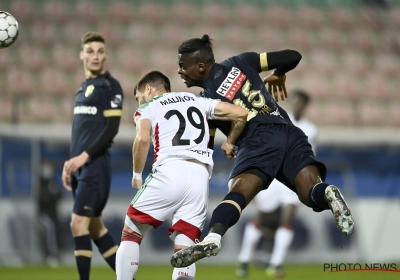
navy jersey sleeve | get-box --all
[100,81,124,117]
[234,52,265,73]
[85,80,124,157]
[233,50,301,75]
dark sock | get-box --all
[209,192,246,236]
[93,232,118,271]
[308,182,330,212]
[240,262,249,271]
[74,235,92,280]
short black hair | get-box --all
[178,34,215,64]
[292,89,311,104]
[135,71,171,94]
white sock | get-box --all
[238,222,262,263]
[204,232,221,243]
[116,241,140,280]
[172,263,196,280]
[269,227,294,267]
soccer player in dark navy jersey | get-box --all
[171,35,354,268]
[62,32,123,280]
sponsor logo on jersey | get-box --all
[216,67,246,101]
[85,84,95,97]
[74,106,98,115]
[189,149,212,157]
[111,94,122,108]
[269,108,283,118]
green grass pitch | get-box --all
[1,264,399,280]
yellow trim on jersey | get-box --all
[102,245,119,258]
[260,52,269,71]
[74,250,93,258]
[103,109,122,117]
[219,200,242,214]
[209,128,216,137]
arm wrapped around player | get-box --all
[212,102,248,159]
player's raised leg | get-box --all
[295,165,354,236]
[171,172,265,268]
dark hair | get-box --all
[178,34,214,63]
[135,71,171,94]
[292,89,311,104]
[81,32,105,48]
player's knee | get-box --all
[122,217,151,244]
[70,215,90,236]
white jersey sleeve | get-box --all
[194,96,221,120]
[134,103,153,126]
[133,92,219,176]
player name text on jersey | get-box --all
[159,95,195,106]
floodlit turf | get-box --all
[1,264,399,280]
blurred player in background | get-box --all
[37,159,63,267]
[171,35,354,268]
[115,71,247,280]
[61,32,123,280]
[236,89,317,279]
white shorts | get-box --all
[253,179,300,213]
[126,159,209,241]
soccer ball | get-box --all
[0,11,19,48]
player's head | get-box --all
[80,32,107,78]
[134,71,171,105]
[291,89,311,121]
[177,34,215,88]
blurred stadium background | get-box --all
[0,0,399,278]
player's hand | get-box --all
[263,73,287,102]
[62,161,72,191]
[64,152,89,176]
[221,141,237,159]
[132,177,142,189]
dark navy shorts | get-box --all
[71,154,111,217]
[230,123,326,192]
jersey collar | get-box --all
[202,63,222,89]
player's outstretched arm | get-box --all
[262,50,302,102]
[132,118,151,189]
[265,49,302,75]
[213,102,248,159]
